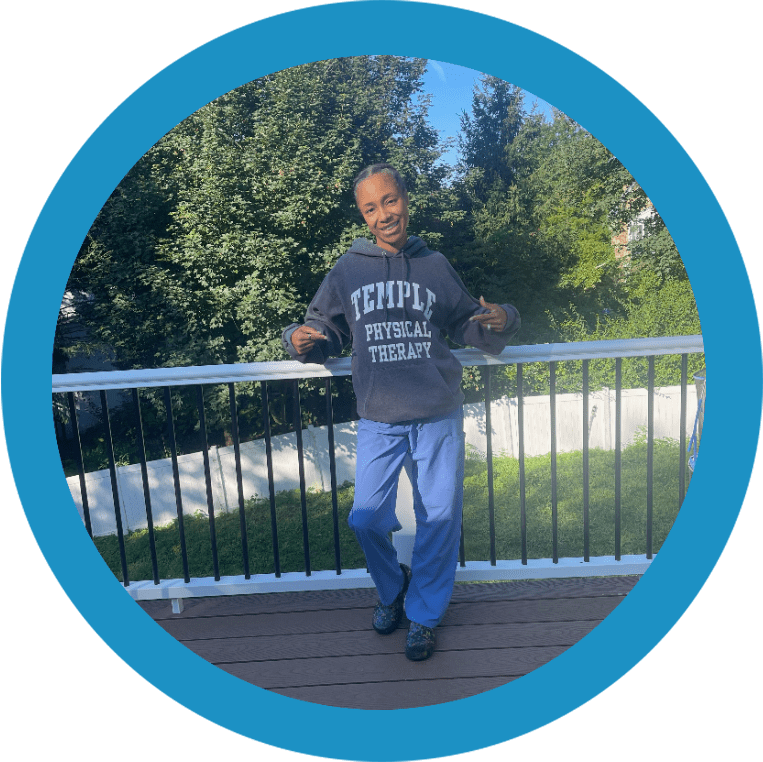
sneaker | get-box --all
[405,621,436,661]
[372,563,411,634]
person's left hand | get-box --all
[469,296,508,332]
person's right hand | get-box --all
[291,325,328,356]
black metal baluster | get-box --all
[615,358,622,562]
[261,381,281,578]
[196,386,220,581]
[549,362,558,564]
[647,356,655,559]
[67,392,93,539]
[517,363,527,565]
[679,354,688,506]
[228,383,251,579]
[164,386,190,583]
[583,360,590,562]
[293,380,311,576]
[100,390,129,586]
[325,378,342,575]
[132,388,159,585]
[485,367,496,566]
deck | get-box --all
[138,575,639,709]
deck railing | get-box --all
[53,335,704,612]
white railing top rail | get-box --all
[52,335,704,393]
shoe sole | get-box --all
[405,639,435,661]
[373,612,402,635]
[405,648,434,661]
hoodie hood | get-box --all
[347,235,428,259]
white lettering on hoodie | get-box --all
[365,320,431,343]
[352,281,436,320]
[368,341,431,363]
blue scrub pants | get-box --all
[348,406,465,628]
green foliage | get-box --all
[459,76,525,194]
[58,57,450,453]
[536,272,704,393]
[451,104,696,355]
[56,60,701,470]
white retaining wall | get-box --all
[67,385,697,538]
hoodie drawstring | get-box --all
[382,252,390,324]
[382,241,412,327]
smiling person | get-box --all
[282,163,520,661]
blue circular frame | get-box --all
[3,2,761,759]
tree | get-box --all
[450,87,699,397]
[458,76,525,193]
[56,56,451,457]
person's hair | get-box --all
[352,163,409,203]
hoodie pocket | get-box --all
[361,362,460,423]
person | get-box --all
[282,163,520,661]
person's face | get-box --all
[356,172,409,253]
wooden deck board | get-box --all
[138,575,638,709]
[219,645,569,689]
[180,621,601,663]
[270,676,521,709]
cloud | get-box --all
[430,60,446,84]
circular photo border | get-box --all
[3,2,761,760]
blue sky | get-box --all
[420,59,556,169]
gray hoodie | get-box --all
[282,236,520,423]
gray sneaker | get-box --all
[372,563,411,634]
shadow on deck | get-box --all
[138,575,639,709]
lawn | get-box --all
[94,438,687,583]
[461,438,685,561]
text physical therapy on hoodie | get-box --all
[283,236,520,424]
[355,277,435,363]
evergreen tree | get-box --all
[458,75,525,193]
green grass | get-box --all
[462,438,685,561]
[94,440,687,583]
[94,480,366,584]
